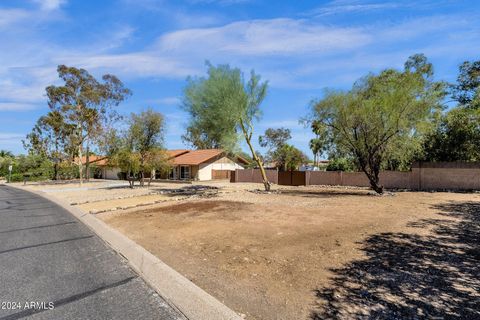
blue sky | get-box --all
[0,0,479,157]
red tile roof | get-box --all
[172,149,224,165]
[166,149,189,158]
[79,155,108,166]
[78,149,248,167]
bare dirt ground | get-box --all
[95,183,480,320]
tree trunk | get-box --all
[77,143,83,186]
[140,170,144,187]
[148,174,153,187]
[363,167,383,194]
[127,170,134,189]
[240,119,270,191]
[86,143,90,181]
[53,161,59,180]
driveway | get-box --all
[0,185,186,320]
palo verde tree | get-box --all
[23,111,74,180]
[127,108,169,187]
[182,63,272,191]
[109,109,170,188]
[309,54,445,194]
[46,65,131,185]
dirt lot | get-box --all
[97,184,480,320]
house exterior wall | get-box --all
[105,168,121,180]
[197,156,244,181]
[190,165,200,180]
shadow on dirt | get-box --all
[311,201,480,319]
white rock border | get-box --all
[7,184,242,320]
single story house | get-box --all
[161,149,247,181]
[79,155,120,180]
[83,149,247,181]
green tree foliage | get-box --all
[310,54,444,193]
[182,63,242,151]
[23,111,74,180]
[0,150,14,158]
[0,151,15,178]
[451,60,480,109]
[109,109,170,188]
[273,144,307,171]
[46,65,131,185]
[258,127,291,163]
[182,63,272,191]
[2,154,53,182]
[326,157,355,172]
[309,120,328,168]
[423,107,480,161]
[128,109,169,186]
[420,59,480,162]
[259,128,291,150]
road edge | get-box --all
[6,184,242,320]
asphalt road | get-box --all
[0,185,186,320]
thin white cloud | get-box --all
[63,53,199,78]
[258,120,303,129]
[188,0,251,5]
[32,0,66,11]
[158,19,372,56]
[0,102,39,111]
[0,133,25,147]
[146,97,181,106]
[0,9,30,28]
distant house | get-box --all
[79,155,119,180]
[161,149,247,180]
[82,149,247,181]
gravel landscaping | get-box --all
[22,180,480,319]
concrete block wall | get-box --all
[234,162,480,191]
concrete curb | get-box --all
[8,184,242,320]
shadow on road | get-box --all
[311,201,480,319]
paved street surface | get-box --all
[0,185,186,320]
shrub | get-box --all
[326,158,355,172]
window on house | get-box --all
[169,168,175,179]
[180,166,190,179]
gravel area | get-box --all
[20,180,480,319]
[97,184,480,320]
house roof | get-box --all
[78,149,248,167]
[166,149,189,158]
[172,149,224,165]
[79,155,109,166]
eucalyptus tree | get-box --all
[182,63,272,191]
[46,65,131,185]
[259,127,291,162]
